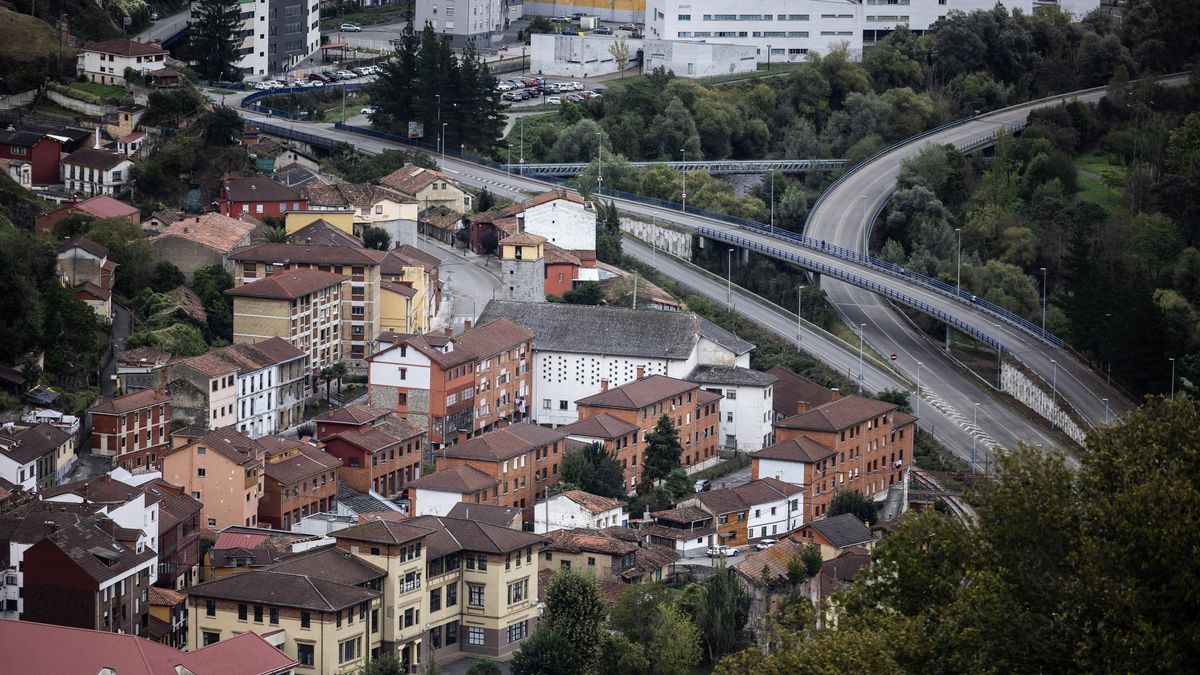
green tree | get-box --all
[649,602,703,675]
[801,543,823,578]
[874,389,912,413]
[827,490,878,526]
[463,660,501,675]
[203,107,243,147]
[320,365,336,406]
[83,217,154,297]
[595,632,649,675]
[560,442,626,498]
[192,264,234,343]
[693,564,750,664]
[642,414,683,488]
[363,226,391,251]
[562,281,604,305]
[187,0,244,81]
[474,188,495,214]
[664,468,693,501]
[609,38,632,74]
[150,262,185,293]
[509,628,585,675]
[647,97,701,160]
[1166,112,1200,174]
[359,656,405,675]
[540,568,608,670]
[611,582,674,646]
[126,323,208,357]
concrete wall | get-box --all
[0,89,38,110]
[151,237,223,281]
[1000,362,1088,448]
[619,217,691,259]
[642,39,758,78]
[46,90,110,117]
[500,258,545,302]
[524,0,644,23]
[529,33,642,78]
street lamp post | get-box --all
[436,93,441,124]
[971,402,981,473]
[596,131,604,194]
[1170,357,1176,397]
[1050,358,1058,404]
[1040,267,1048,337]
[726,248,734,311]
[858,323,866,394]
[955,228,962,295]
[915,361,923,432]
[680,148,687,212]
[441,122,448,166]
[796,285,804,347]
[766,44,771,71]
[519,116,525,175]
[994,323,1002,388]
[1102,398,1110,424]
[769,172,775,235]
[507,144,512,175]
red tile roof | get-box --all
[225,268,347,300]
[228,242,387,266]
[84,38,169,56]
[63,148,128,171]
[775,396,898,432]
[408,464,499,493]
[45,195,138,222]
[222,176,301,203]
[751,436,836,464]
[316,405,393,425]
[380,165,462,195]
[441,424,567,462]
[88,387,170,415]
[381,279,417,297]
[562,490,623,514]
[768,365,838,417]
[150,213,258,252]
[576,375,701,410]
[561,413,639,439]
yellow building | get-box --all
[301,183,419,233]
[526,0,645,23]
[380,166,473,215]
[379,246,440,334]
[333,514,545,668]
[186,546,385,674]
[284,209,356,236]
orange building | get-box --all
[756,396,916,521]
[575,374,722,474]
[436,423,570,523]
[560,413,642,493]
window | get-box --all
[404,607,415,628]
[339,637,361,664]
[431,624,442,649]
[446,583,457,607]
[542,399,551,409]
[507,578,527,604]
[468,584,485,607]
[468,626,485,645]
[237,604,247,621]
[559,400,568,410]
[253,605,263,623]
[507,619,529,643]
[270,607,279,625]
[197,467,206,477]
[430,587,441,612]
[205,600,216,617]
[297,643,315,667]
[587,557,596,567]
[478,555,487,571]
[203,631,220,646]
[301,611,311,628]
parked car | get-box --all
[592,85,606,93]
[502,91,522,101]
[496,82,513,91]
[565,93,583,103]
[340,23,362,32]
[570,81,585,91]
[754,539,778,551]
[707,545,739,558]
[149,8,159,21]
[351,67,368,76]
[335,70,357,80]
[302,80,325,88]
[694,479,712,492]
[561,29,579,36]
[361,106,377,115]
[592,26,613,35]
[619,23,637,31]
[308,73,331,83]
[552,15,571,22]
[521,77,539,87]
[546,96,563,105]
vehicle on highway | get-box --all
[149,8,159,21]
[707,545,738,558]
[308,73,331,83]
[754,539,777,551]
[361,106,377,115]
[694,479,711,492]
[592,26,613,35]
[546,96,562,105]
[340,23,362,32]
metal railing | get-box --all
[239,83,366,121]
[509,158,847,176]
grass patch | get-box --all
[321,3,412,31]
[1074,151,1124,213]
[690,454,751,482]
[1076,173,1121,212]
[70,80,129,99]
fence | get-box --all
[240,83,366,121]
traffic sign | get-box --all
[890,353,897,361]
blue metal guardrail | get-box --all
[239,84,365,121]
[244,120,342,150]
[327,123,1063,348]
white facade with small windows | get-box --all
[690,369,777,454]
[414,0,512,47]
[745,490,803,542]
[534,492,627,533]
[520,197,595,253]
[643,0,1065,64]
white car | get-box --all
[340,23,362,32]
[303,80,324,88]
[496,82,513,91]
[546,96,562,105]
[335,70,357,80]
[707,545,739,558]
[361,106,377,115]
[754,539,778,551]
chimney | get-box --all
[720,482,726,489]
[636,366,645,380]
[600,379,609,392]
[464,319,472,331]
[796,401,808,415]
[445,326,454,337]
[829,388,840,401]
[93,127,101,150]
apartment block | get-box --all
[322,416,426,499]
[436,424,570,523]
[87,387,171,469]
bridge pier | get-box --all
[945,325,953,351]
[741,247,750,265]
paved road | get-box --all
[135,10,190,43]
[99,303,131,398]
[807,76,1189,434]
[410,235,501,333]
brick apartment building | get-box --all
[560,413,642,493]
[259,442,342,530]
[87,387,171,470]
[322,416,426,499]
[575,374,723,477]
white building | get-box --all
[77,38,169,85]
[643,39,759,78]
[530,33,645,78]
[406,465,501,517]
[535,489,627,533]
[515,189,595,253]
[688,365,777,453]
[41,475,162,584]
[225,340,308,438]
[192,0,320,78]
[643,0,1091,64]
[477,300,754,427]
[750,435,836,486]
[62,147,133,198]
[732,478,805,542]
[414,0,519,47]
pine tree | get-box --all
[369,22,419,134]
[187,0,244,82]
[643,414,683,488]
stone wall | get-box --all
[619,217,692,260]
[500,258,545,303]
[1000,362,1088,447]
[0,90,38,110]
[45,90,110,117]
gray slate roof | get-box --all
[809,513,875,549]
[478,300,719,360]
[337,482,399,515]
[688,365,778,387]
[696,317,755,356]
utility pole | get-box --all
[769,172,775,235]
[858,323,865,394]
[955,227,962,295]
[915,361,922,432]
[596,131,603,194]
[796,285,804,347]
[725,248,734,312]
[1040,267,1048,337]
[680,149,687,212]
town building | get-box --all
[223,0,321,77]
[419,206,463,245]
[334,514,546,665]
[77,38,169,84]
[260,441,342,530]
[0,618,298,674]
[0,128,63,185]
[20,514,156,634]
[688,364,778,453]
[796,512,876,560]
[768,365,838,421]
[166,351,239,431]
[321,416,426,499]
[160,427,272,531]
[314,404,394,441]
[0,422,75,490]
[1,157,31,189]
[414,0,510,47]
[380,165,472,214]
[62,147,133,197]
[679,477,804,547]
[524,0,642,23]
[147,585,188,649]
[186,554,383,672]
[218,176,306,218]
[301,181,419,246]
[87,387,172,470]
[576,374,723,473]
[467,189,594,256]
[645,506,716,558]
[497,232,547,303]
[477,300,754,427]
[201,525,322,580]
[40,475,162,567]
[446,502,523,530]
[116,129,147,157]
[436,423,570,523]
[35,194,140,237]
[408,465,501,517]
[228,243,387,368]
[56,238,118,321]
[540,526,679,587]
[762,395,916,520]
[139,478,203,590]
[227,269,347,384]
[149,212,261,280]
[0,500,95,620]
[367,319,534,446]
[560,413,641,492]
[379,245,440,335]
[536,490,626,533]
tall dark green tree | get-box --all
[187,0,244,82]
[540,568,608,670]
[560,442,626,497]
[642,414,683,489]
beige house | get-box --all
[186,548,383,673]
[301,182,419,237]
[228,243,385,369]
[227,268,347,386]
[380,166,472,215]
[168,352,239,430]
[379,246,439,335]
[150,212,260,280]
[333,514,545,667]
[161,427,268,530]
